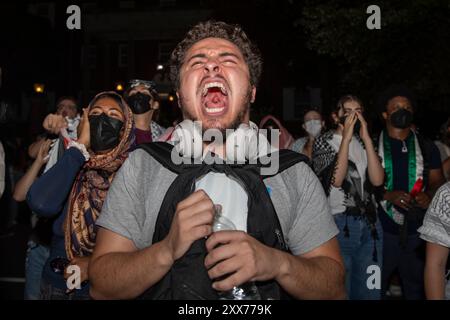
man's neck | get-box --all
[134,111,154,131]
[386,124,411,141]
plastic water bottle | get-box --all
[212,208,261,300]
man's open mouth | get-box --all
[200,81,229,116]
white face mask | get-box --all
[304,119,322,138]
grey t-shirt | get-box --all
[97,149,338,256]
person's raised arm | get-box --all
[356,112,384,187]
[29,114,68,159]
[13,139,51,202]
[26,147,85,217]
[27,110,90,216]
[43,113,68,135]
[28,136,46,160]
[332,113,357,188]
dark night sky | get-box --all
[1,0,449,139]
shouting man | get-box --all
[89,21,345,300]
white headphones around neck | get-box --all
[171,120,264,162]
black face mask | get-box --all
[125,92,151,114]
[339,115,361,134]
[89,113,124,153]
[390,108,413,129]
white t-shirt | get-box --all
[195,172,248,232]
[327,134,368,214]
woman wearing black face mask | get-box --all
[312,95,385,300]
[26,92,135,299]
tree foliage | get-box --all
[300,0,450,111]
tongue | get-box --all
[203,88,227,107]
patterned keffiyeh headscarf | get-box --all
[64,91,135,260]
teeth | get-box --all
[205,107,225,113]
[202,82,227,96]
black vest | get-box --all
[138,142,308,300]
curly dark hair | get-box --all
[169,20,263,89]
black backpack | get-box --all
[138,142,308,300]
